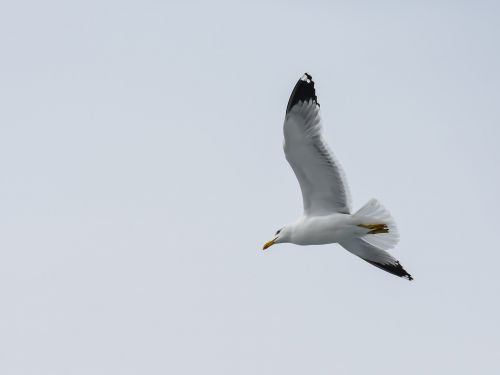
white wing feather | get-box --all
[284,100,351,215]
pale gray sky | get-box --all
[1,1,500,374]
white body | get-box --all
[288,214,364,245]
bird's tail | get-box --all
[353,198,399,251]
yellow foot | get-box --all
[358,223,389,234]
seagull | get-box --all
[263,73,413,281]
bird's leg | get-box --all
[358,223,389,234]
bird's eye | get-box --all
[275,229,282,235]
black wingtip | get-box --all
[286,73,319,113]
[367,260,414,281]
[403,272,414,281]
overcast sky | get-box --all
[1,1,500,374]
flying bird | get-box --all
[263,73,413,280]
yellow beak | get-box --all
[262,239,276,250]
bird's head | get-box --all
[262,226,290,250]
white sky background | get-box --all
[1,0,500,374]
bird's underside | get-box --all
[263,73,413,281]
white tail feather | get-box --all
[354,198,399,250]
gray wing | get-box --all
[340,238,413,280]
[284,74,351,216]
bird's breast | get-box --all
[291,214,355,245]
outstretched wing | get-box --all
[283,73,351,216]
[340,238,413,280]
